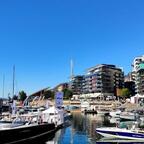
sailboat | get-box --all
[0,66,59,144]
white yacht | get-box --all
[109,109,121,118]
[80,100,90,112]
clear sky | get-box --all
[0,0,144,97]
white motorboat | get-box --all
[120,112,138,121]
[109,117,120,124]
[96,124,144,140]
[0,113,56,144]
[97,108,109,116]
[42,106,64,128]
[109,110,121,118]
[80,101,90,112]
[96,138,144,143]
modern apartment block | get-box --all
[132,56,144,72]
[82,64,124,96]
[124,72,135,96]
[137,63,144,94]
[69,75,84,95]
[132,55,144,95]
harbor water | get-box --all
[46,112,102,144]
[27,112,111,144]
[23,112,143,144]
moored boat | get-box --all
[0,122,55,144]
[97,108,109,116]
[0,105,65,144]
[120,111,138,121]
[96,138,144,144]
[80,101,90,112]
[109,110,121,118]
[0,113,57,144]
[96,126,144,140]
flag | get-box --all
[55,92,63,108]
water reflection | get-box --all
[47,112,105,144]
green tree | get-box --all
[12,95,18,100]
[121,88,131,98]
[19,91,27,102]
[63,88,73,99]
[44,90,54,99]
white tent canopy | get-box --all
[79,93,114,99]
[42,106,64,125]
[130,94,144,104]
[79,93,103,99]
[133,94,144,98]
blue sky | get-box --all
[0,0,144,97]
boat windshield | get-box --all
[119,122,128,129]
[119,121,139,130]
[12,117,26,125]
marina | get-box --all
[1,0,144,144]
[1,98,144,143]
[33,111,144,144]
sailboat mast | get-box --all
[2,74,5,98]
[70,59,74,81]
[12,65,15,97]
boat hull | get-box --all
[0,123,56,144]
[120,115,136,121]
[97,110,109,116]
[109,110,121,118]
[96,127,144,140]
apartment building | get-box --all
[135,63,144,95]
[132,55,144,94]
[69,75,84,95]
[83,64,124,96]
